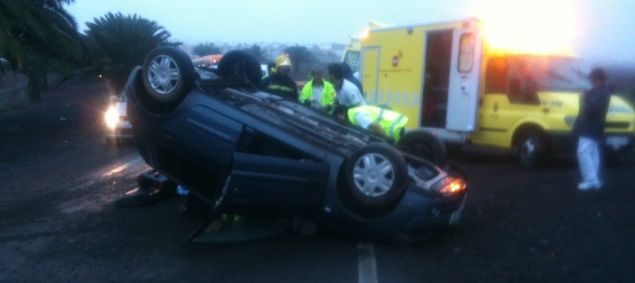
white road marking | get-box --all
[357,242,379,283]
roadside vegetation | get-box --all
[0,0,82,100]
[0,1,332,103]
[83,12,176,94]
[1,1,177,101]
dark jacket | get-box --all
[261,73,298,101]
[573,85,612,141]
[341,63,364,95]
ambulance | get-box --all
[359,18,635,167]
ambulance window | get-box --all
[485,58,508,93]
[458,33,474,72]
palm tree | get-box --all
[84,12,174,93]
[0,0,82,100]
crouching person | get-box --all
[334,105,408,143]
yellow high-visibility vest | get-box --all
[348,105,408,140]
[299,79,336,108]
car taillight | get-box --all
[439,177,467,196]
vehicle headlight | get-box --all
[105,105,119,129]
[609,105,633,114]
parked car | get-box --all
[104,94,133,144]
[125,47,469,243]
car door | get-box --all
[361,47,380,103]
[163,105,243,200]
[225,152,328,214]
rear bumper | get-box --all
[322,181,469,240]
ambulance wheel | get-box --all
[517,130,547,168]
[217,50,262,87]
[343,143,408,218]
[397,130,446,166]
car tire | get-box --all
[517,131,547,168]
[141,46,195,107]
[397,130,446,166]
[343,143,408,217]
[217,50,262,87]
[445,143,463,155]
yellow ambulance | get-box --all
[359,18,635,167]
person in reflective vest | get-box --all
[299,67,336,112]
[334,105,408,142]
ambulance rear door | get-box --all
[446,28,482,132]
[361,46,380,103]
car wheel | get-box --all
[397,130,446,166]
[344,143,408,217]
[141,46,195,106]
[517,131,546,168]
[217,50,262,87]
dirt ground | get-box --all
[1,79,634,282]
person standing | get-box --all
[573,68,611,190]
[261,54,298,100]
[327,63,365,107]
[340,62,364,95]
[299,67,336,112]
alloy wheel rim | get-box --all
[352,153,395,197]
[148,55,180,95]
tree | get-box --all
[0,0,82,100]
[247,44,267,62]
[192,42,221,57]
[84,12,173,93]
[284,45,315,80]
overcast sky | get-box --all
[68,0,635,65]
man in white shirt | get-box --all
[327,63,366,107]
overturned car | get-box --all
[125,47,468,243]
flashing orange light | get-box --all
[440,178,467,195]
[478,0,577,56]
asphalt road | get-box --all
[1,79,634,282]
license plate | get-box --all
[606,136,628,149]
